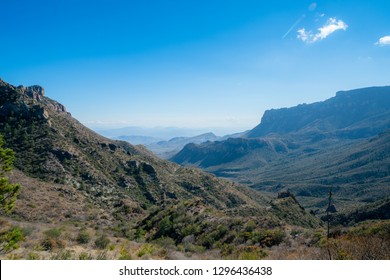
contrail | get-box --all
[282,14,306,39]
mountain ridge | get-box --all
[171,86,390,210]
[246,86,390,139]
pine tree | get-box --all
[0,135,20,213]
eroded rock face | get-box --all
[17,84,67,114]
[18,85,45,101]
[46,100,67,114]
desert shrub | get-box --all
[112,223,133,239]
[155,216,174,238]
[44,228,62,239]
[198,233,215,249]
[79,252,93,260]
[51,250,73,260]
[221,244,268,260]
[41,228,64,251]
[0,135,21,213]
[198,225,229,249]
[137,244,155,258]
[7,253,22,260]
[181,224,201,237]
[154,236,176,249]
[250,229,285,247]
[182,243,206,253]
[0,226,25,252]
[118,247,132,260]
[27,252,40,260]
[238,246,268,260]
[76,230,90,244]
[134,227,146,241]
[41,238,64,251]
[96,250,109,260]
[245,220,257,232]
[95,235,110,249]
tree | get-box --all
[0,135,20,213]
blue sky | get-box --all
[1,0,390,135]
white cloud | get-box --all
[297,17,348,43]
[376,36,390,46]
[297,28,311,42]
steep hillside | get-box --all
[0,78,270,212]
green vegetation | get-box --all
[320,220,390,260]
[94,235,110,249]
[138,199,287,259]
[0,226,25,252]
[41,227,64,251]
[76,229,90,244]
[136,244,155,258]
[0,135,20,213]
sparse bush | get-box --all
[238,246,268,260]
[96,250,109,260]
[7,253,22,260]
[251,229,285,247]
[95,235,110,249]
[79,252,93,260]
[0,135,21,213]
[134,227,146,241]
[27,252,40,260]
[76,230,90,244]
[137,244,155,258]
[118,247,132,260]
[245,220,256,232]
[155,216,173,238]
[154,237,176,249]
[41,238,64,251]
[41,227,64,251]
[0,226,25,252]
[44,228,62,239]
[51,250,73,260]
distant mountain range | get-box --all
[171,86,390,211]
[107,129,247,159]
[143,132,220,159]
[114,135,163,145]
[97,125,244,140]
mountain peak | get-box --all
[18,85,45,101]
[0,80,68,115]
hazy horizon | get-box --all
[93,124,250,139]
